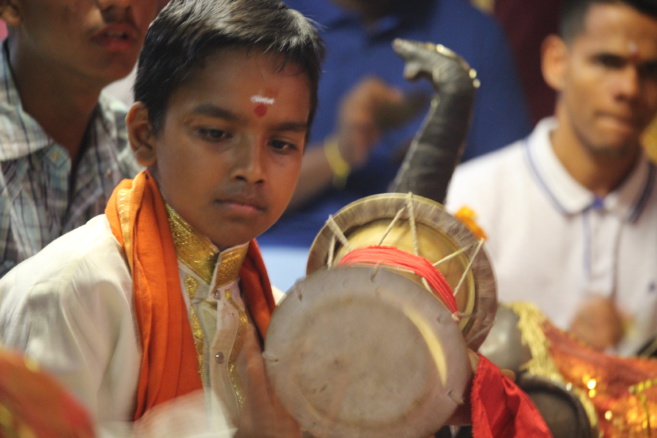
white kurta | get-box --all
[445,117,657,356]
[0,214,299,437]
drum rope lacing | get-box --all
[324,193,486,323]
[337,245,460,319]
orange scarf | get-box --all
[105,170,276,420]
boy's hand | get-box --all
[443,349,479,426]
[135,391,236,437]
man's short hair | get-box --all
[559,0,657,43]
[134,0,325,135]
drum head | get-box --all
[307,193,496,351]
[264,266,471,438]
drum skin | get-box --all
[264,266,472,438]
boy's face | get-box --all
[4,0,158,86]
[546,3,657,156]
[132,49,311,250]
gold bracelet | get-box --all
[323,136,350,189]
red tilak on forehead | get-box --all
[629,41,641,62]
[254,104,267,117]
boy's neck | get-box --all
[165,203,249,289]
[5,39,104,162]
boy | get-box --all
[0,1,552,436]
[0,0,323,435]
[0,0,160,275]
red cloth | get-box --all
[105,170,276,420]
[471,354,553,437]
[543,321,657,436]
[239,240,277,338]
[0,349,95,438]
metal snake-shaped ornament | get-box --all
[390,38,479,203]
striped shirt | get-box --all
[0,46,141,276]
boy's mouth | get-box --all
[217,196,265,212]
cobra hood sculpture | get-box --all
[390,38,479,203]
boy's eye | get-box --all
[197,127,229,141]
[270,139,298,152]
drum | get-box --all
[307,193,497,351]
[477,304,532,374]
[515,375,596,438]
[264,193,497,437]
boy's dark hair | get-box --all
[559,0,657,43]
[134,0,325,135]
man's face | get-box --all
[149,49,311,250]
[8,0,158,86]
[550,3,657,157]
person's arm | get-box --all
[288,76,404,210]
[0,258,140,437]
[288,140,340,208]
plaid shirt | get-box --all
[0,47,141,276]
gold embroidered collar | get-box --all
[165,204,248,290]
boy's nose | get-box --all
[232,142,266,184]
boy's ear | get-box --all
[127,102,157,167]
[542,35,569,93]
[0,0,22,27]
